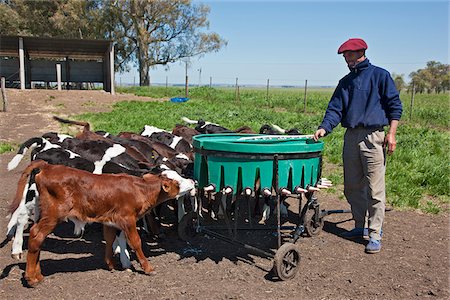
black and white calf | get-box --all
[181,117,233,134]
[140,125,193,156]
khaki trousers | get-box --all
[343,128,386,240]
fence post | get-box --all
[266,79,270,104]
[1,77,8,112]
[56,64,62,91]
[185,61,189,98]
[235,77,240,101]
[304,79,308,113]
[409,83,415,120]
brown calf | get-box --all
[12,160,194,286]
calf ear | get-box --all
[161,179,171,193]
[161,178,179,197]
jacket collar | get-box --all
[349,58,370,73]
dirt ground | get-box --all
[0,89,448,299]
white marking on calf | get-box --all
[67,218,87,236]
[40,138,61,152]
[8,154,25,171]
[175,153,190,161]
[9,183,40,258]
[141,125,168,136]
[271,124,286,133]
[113,231,132,269]
[7,140,40,171]
[169,136,182,149]
[7,182,30,237]
[181,117,219,126]
[93,144,126,174]
[57,134,72,142]
[161,169,195,197]
[66,150,80,159]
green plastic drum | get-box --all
[193,134,324,193]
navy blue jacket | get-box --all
[319,59,403,134]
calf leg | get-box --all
[103,225,118,271]
[123,223,154,274]
[25,217,57,286]
[115,231,132,270]
[10,199,36,259]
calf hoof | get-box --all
[24,274,44,287]
[11,253,22,260]
[105,261,116,271]
[143,265,155,275]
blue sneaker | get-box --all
[365,238,382,254]
[341,228,369,239]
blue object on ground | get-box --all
[170,97,189,103]
[365,238,382,253]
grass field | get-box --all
[74,86,449,213]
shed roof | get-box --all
[0,35,112,59]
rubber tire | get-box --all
[304,208,324,237]
[177,212,198,241]
[273,243,301,281]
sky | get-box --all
[117,0,449,87]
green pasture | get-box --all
[0,142,16,154]
[77,86,449,213]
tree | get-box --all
[106,0,227,86]
[392,73,405,93]
[0,0,61,36]
[0,0,227,86]
[408,61,450,94]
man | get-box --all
[313,38,402,254]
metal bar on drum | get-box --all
[194,148,322,160]
[246,194,253,228]
[273,154,281,249]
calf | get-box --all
[139,126,193,157]
[181,117,233,134]
[181,117,255,134]
[53,116,151,164]
[11,160,195,286]
[171,124,200,144]
[6,138,148,260]
[259,124,302,135]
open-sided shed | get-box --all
[0,36,115,94]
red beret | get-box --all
[337,38,368,54]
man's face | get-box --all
[343,50,365,67]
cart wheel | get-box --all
[273,243,301,281]
[304,208,324,237]
[178,212,198,241]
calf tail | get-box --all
[271,124,286,134]
[181,117,198,125]
[9,160,47,213]
[53,116,90,132]
[7,137,45,171]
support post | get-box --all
[109,42,115,95]
[1,77,8,112]
[56,64,62,91]
[19,37,25,90]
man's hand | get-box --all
[383,132,397,155]
[314,128,326,141]
[384,120,399,155]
